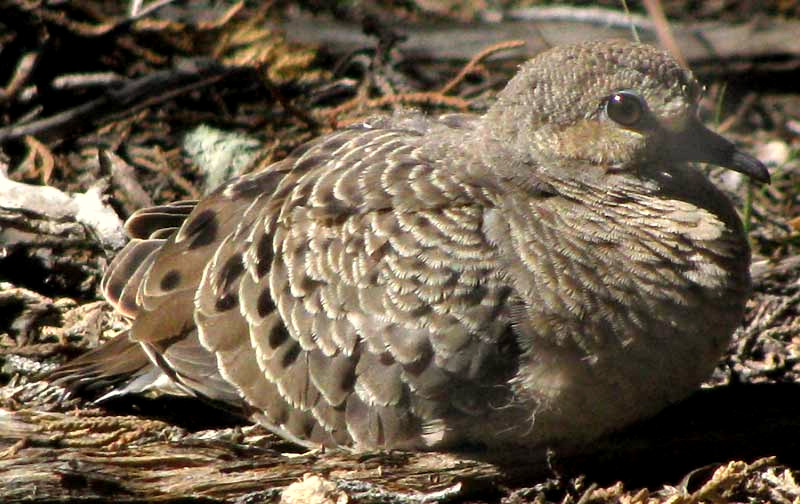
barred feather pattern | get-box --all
[103,117,523,449]
[52,40,761,452]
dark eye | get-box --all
[605,91,646,127]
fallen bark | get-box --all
[1,382,799,502]
[277,8,800,75]
[0,165,126,252]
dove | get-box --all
[51,39,769,453]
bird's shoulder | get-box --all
[230,112,493,220]
[179,114,523,448]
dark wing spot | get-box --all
[218,254,245,292]
[215,292,238,312]
[160,270,181,291]
[401,343,433,377]
[339,362,357,393]
[410,305,433,317]
[256,232,274,278]
[269,323,290,349]
[184,209,218,249]
[257,287,276,318]
[281,342,301,368]
[379,351,395,366]
[413,215,430,229]
[300,275,323,292]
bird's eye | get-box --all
[605,91,646,127]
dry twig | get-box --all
[326,40,526,126]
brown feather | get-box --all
[51,40,762,453]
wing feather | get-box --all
[59,117,522,450]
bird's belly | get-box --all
[484,199,750,449]
[501,268,745,450]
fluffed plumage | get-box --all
[51,39,768,453]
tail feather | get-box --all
[49,333,156,398]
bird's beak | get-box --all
[664,118,770,184]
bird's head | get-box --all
[484,39,769,186]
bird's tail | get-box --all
[48,332,180,401]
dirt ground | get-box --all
[1,1,799,503]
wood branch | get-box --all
[0,402,500,503]
[0,60,240,145]
[99,150,154,215]
[276,8,800,75]
[0,165,126,252]
[1,382,798,502]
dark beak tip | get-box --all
[731,150,771,185]
[672,121,770,184]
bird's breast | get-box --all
[484,187,750,445]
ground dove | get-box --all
[52,39,769,453]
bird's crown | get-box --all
[482,39,767,186]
